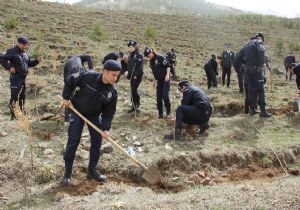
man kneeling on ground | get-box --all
[164,80,212,141]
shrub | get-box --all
[87,22,111,43]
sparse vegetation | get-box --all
[87,22,111,43]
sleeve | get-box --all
[256,41,265,67]
[133,54,144,77]
[101,91,117,131]
[0,50,13,70]
[62,70,85,100]
[181,89,192,105]
[28,55,39,67]
[79,55,93,70]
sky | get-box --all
[43,0,300,18]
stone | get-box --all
[101,143,113,154]
[77,149,89,160]
[43,149,54,156]
[137,147,144,153]
[0,131,8,137]
[133,141,143,147]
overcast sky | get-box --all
[43,0,300,18]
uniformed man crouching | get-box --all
[61,60,121,185]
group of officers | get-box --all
[0,32,298,185]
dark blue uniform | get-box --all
[0,45,39,115]
[204,58,218,89]
[62,70,117,177]
[127,50,143,109]
[176,84,212,128]
[284,55,296,80]
[102,52,119,64]
[234,51,246,93]
[166,50,177,79]
[293,63,300,90]
[63,55,93,121]
[221,50,234,87]
[149,53,171,116]
[238,38,270,116]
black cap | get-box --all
[103,60,122,71]
[17,36,29,44]
[211,54,216,59]
[255,32,264,42]
[144,47,152,57]
[127,40,137,47]
[178,80,189,88]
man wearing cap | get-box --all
[221,43,234,88]
[284,53,296,81]
[289,63,300,90]
[63,55,94,121]
[126,40,144,113]
[0,36,42,120]
[101,51,123,65]
[204,54,219,89]
[237,32,272,117]
[164,80,212,140]
[166,48,177,80]
[61,60,121,185]
[144,47,171,118]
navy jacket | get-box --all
[62,71,117,131]
[221,50,234,69]
[181,84,211,110]
[127,50,144,79]
[150,53,170,80]
[284,55,296,68]
[294,63,300,80]
[102,52,119,64]
[0,45,39,78]
[64,55,93,82]
[204,58,218,76]
[238,39,265,67]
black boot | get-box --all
[62,169,72,186]
[127,106,135,113]
[166,110,171,118]
[198,123,210,134]
[164,127,182,141]
[158,113,164,119]
[87,169,107,182]
[259,111,272,118]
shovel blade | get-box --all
[142,164,161,185]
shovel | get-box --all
[68,103,161,185]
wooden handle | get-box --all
[68,104,148,171]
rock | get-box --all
[43,149,54,155]
[197,171,206,178]
[188,174,201,184]
[137,147,144,153]
[165,143,173,151]
[133,141,143,147]
[272,68,283,75]
[201,177,211,186]
[171,177,180,181]
[77,149,89,160]
[101,143,113,154]
[0,131,8,137]
[38,142,48,149]
[132,135,138,140]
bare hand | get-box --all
[9,67,16,74]
[165,74,170,82]
[62,99,70,108]
[134,76,137,79]
[102,131,110,140]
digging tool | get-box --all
[40,104,64,121]
[67,103,161,185]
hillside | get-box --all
[75,0,243,15]
[0,0,300,209]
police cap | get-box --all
[127,40,137,47]
[255,32,264,42]
[103,60,122,71]
[144,47,152,57]
[17,36,29,44]
[178,80,190,89]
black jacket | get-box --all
[221,50,234,69]
[237,39,265,67]
[0,45,39,78]
[150,53,170,80]
[62,71,117,131]
[204,58,218,76]
[284,55,296,68]
[181,84,211,110]
[64,55,93,82]
[102,52,119,64]
[127,50,144,79]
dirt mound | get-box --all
[53,179,99,196]
[213,99,244,117]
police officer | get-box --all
[144,47,171,118]
[237,32,272,117]
[289,63,300,90]
[164,80,212,140]
[127,40,144,113]
[204,54,218,89]
[101,51,123,65]
[221,43,234,87]
[63,55,94,121]
[0,36,42,120]
[284,53,296,81]
[61,60,121,185]
[166,48,177,80]
[234,51,246,93]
